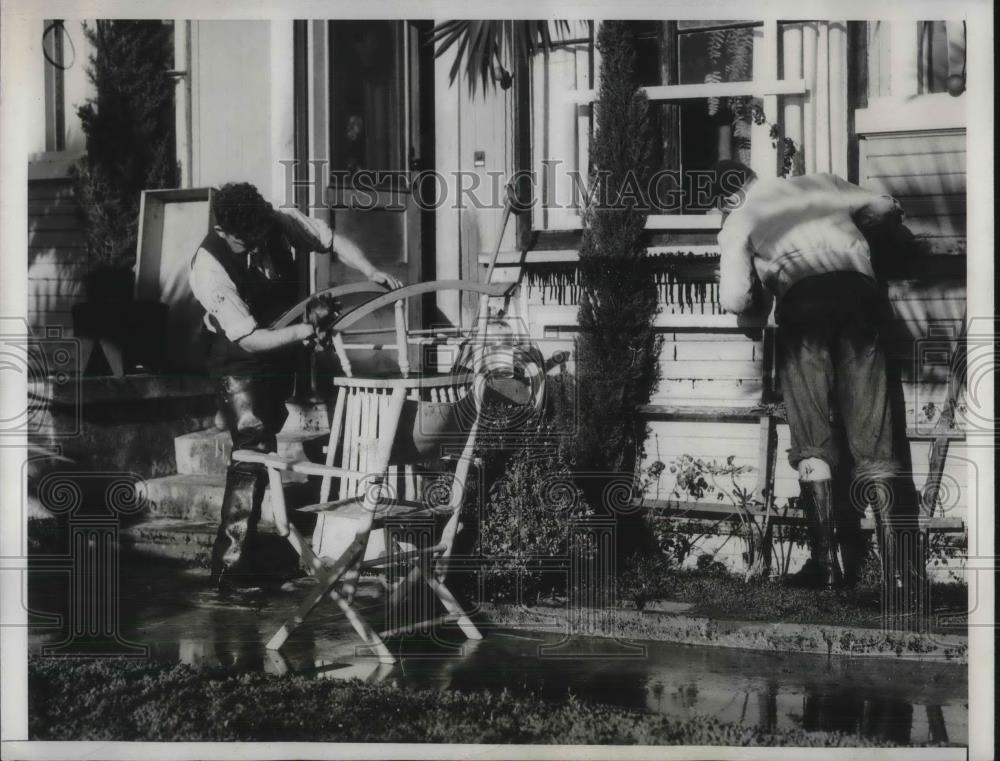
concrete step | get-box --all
[175,429,231,476]
[175,428,330,476]
[119,517,294,568]
[137,473,319,523]
[119,518,218,567]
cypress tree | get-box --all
[74,20,177,293]
[575,21,660,485]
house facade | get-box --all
[27,18,970,574]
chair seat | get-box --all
[297,495,449,524]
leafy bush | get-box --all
[473,445,595,603]
[463,372,598,603]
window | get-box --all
[631,21,759,211]
[917,21,965,95]
[328,21,406,179]
[857,21,967,134]
[865,20,966,100]
[33,19,94,158]
[530,20,799,229]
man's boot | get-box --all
[210,464,267,591]
[787,479,842,589]
[867,476,928,627]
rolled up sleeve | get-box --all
[273,207,335,253]
[189,250,258,342]
[717,218,756,315]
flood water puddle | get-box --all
[28,563,967,746]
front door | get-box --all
[324,20,431,374]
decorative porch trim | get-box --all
[564,77,809,104]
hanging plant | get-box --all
[704,27,755,165]
[747,103,799,177]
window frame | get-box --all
[522,19,793,235]
[854,20,966,135]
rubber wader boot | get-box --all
[210,465,267,591]
[786,479,843,589]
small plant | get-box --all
[618,552,674,610]
[769,498,811,578]
[928,531,967,584]
[635,459,666,499]
[670,454,775,582]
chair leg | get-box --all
[386,564,422,609]
[379,563,425,638]
[328,587,396,665]
[267,578,337,651]
[416,561,482,641]
[267,528,365,651]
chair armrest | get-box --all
[231,449,301,470]
[290,461,366,479]
[233,450,368,479]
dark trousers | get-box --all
[210,371,294,584]
[776,272,899,481]
[777,272,924,592]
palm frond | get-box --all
[432,20,573,97]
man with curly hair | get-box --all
[190,182,402,591]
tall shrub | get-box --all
[575,22,660,481]
[74,21,177,288]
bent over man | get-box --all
[189,182,402,591]
[714,161,905,589]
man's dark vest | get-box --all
[193,222,303,375]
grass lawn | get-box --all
[28,655,935,746]
[619,567,968,632]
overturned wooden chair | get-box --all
[234,281,509,662]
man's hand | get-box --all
[305,293,342,350]
[367,269,403,289]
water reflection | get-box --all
[29,566,966,747]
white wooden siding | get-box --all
[859,131,966,255]
[189,21,274,198]
[27,178,85,343]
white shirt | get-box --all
[717,173,897,314]
[190,207,336,342]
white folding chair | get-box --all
[236,282,508,662]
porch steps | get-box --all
[119,514,316,567]
[119,518,220,566]
[124,477,318,567]
[136,472,318,523]
[124,421,330,566]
